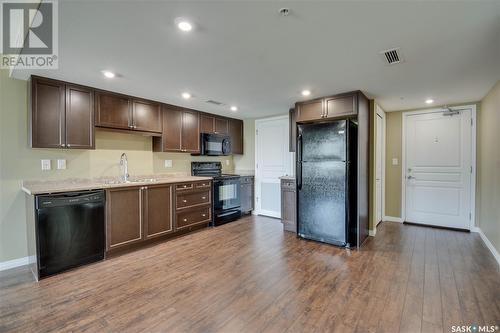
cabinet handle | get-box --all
[183,185,187,188]
[183,218,188,222]
[66,144,71,147]
[202,214,206,217]
[182,199,187,203]
[201,196,206,200]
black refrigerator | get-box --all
[296,120,358,248]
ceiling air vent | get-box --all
[206,100,224,106]
[380,47,403,65]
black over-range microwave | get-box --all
[200,133,232,156]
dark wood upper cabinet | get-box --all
[289,108,296,152]
[30,77,94,149]
[65,85,94,149]
[153,106,182,152]
[181,110,200,153]
[95,91,131,130]
[200,114,215,134]
[31,77,65,148]
[131,99,161,133]
[295,99,324,122]
[143,185,174,239]
[215,117,229,134]
[324,94,357,119]
[228,118,243,154]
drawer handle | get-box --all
[183,185,187,188]
[183,218,188,222]
[201,196,206,200]
[182,199,187,203]
[201,183,206,186]
[202,214,206,217]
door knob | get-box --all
[407,175,415,180]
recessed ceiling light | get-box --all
[182,92,191,99]
[102,70,115,79]
[425,99,434,104]
[301,90,311,96]
[177,20,193,32]
[230,106,238,112]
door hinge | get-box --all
[256,129,258,135]
[469,212,472,220]
[256,196,259,203]
[471,118,473,126]
[470,166,473,173]
[256,163,258,169]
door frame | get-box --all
[254,115,294,217]
[401,104,477,229]
[375,106,386,228]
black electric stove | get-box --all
[191,162,241,226]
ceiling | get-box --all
[13,0,500,118]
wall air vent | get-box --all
[206,100,224,106]
[380,47,404,65]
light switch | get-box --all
[392,158,399,166]
[41,159,51,171]
[164,160,172,168]
[57,159,66,170]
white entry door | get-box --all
[255,116,293,218]
[404,109,473,229]
[375,114,383,225]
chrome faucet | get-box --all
[119,153,129,182]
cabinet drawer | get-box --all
[176,190,210,209]
[176,183,194,191]
[176,206,211,229]
[195,181,211,189]
[281,179,296,190]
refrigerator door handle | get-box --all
[297,134,303,190]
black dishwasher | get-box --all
[35,190,105,278]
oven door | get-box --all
[213,178,241,211]
[202,134,232,156]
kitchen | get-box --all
[1,1,500,332]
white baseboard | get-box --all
[0,256,29,271]
[383,216,404,223]
[369,229,376,236]
[471,227,500,267]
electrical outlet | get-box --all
[41,159,51,171]
[225,160,230,166]
[57,159,66,170]
[392,158,399,166]
[164,160,172,168]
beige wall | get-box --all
[0,70,235,262]
[477,81,500,253]
[233,118,255,172]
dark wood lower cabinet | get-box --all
[106,187,143,250]
[281,178,296,233]
[240,176,254,214]
[106,181,211,253]
[143,185,173,239]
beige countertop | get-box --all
[22,174,213,195]
[279,176,295,180]
[234,170,255,176]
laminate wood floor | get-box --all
[1,216,499,333]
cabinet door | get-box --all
[325,94,357,118]
[181,110,200,153]
[240,182,254,213]
[215,117,229,134]
[95,91,131,130]
[31,77,65,148]
[200,114,215,134]
[281,188,296,232]
[65,84,94,149]
[161,107,183,151]
[132,99,161,133]
[296,99,324,122]
[143,185,173,239]
[228,119,243,154]
[106,187,143,250]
